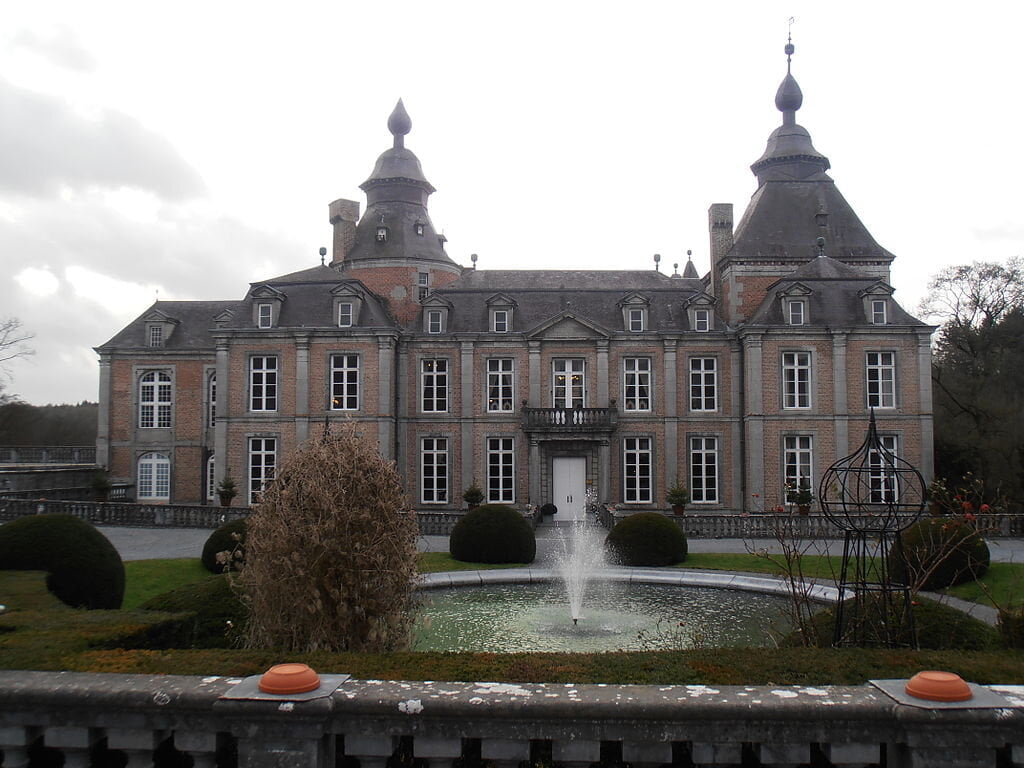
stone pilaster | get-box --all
[377,336,395,458]
[295,334,310,446]
[831,330,849,461]
[96,353,112,469]
[461,341,474,491]
[596,340,609,406]
[528,341,541,406]
[214,338,230,487]
[663,339,678,488]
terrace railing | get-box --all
[522,406,618,433]
[0,445,96,464]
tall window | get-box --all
[782,352,811,409]
[487,437,515,503]
[331,354,359,410]
[421,359,448,412]
[869,435,899,503]
[690,436,719,503]
[628,308,645,332]
[338,302,353,327]
[689,357,717,412]
[492,309,508,333]
[139,371,173,428]
[694,309,710,332]
[248,437,276,504]
[623,357,651,411]
[871,299,888,325]
[257,304,273,328]
[207,373,217,427]
[417,272,429,301]
[487,358,514,412]
[421,437,448,503]
[250,356,278,412]
[784,435,813,503]
[206,454,216,502]
[137,452,170,501]
[148,325,163,347]
[788,300,805,325]
[427,310,443,334]
[866,351,896,409]
[623,437,652,503]
[553,359,585,408]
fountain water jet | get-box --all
[555,521,607,623]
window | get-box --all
[250,356,278,412]
[871,299,888,325]
[866,351,896,408]
[206,454,216,502]
[418,272,429,302]
[782,351,811,409]
[623,358,651,411]
[376,226,388,242]
[421,437,448,503]
[784,435,813,503]
[628,308,645,333]
[338,302,353,327]
[492,309,508,333]
[137,452,170,501]
[788,300,805,325]
[689,357,717,412]
[207,373,217,427]
[487,437,515,503]
[487,358,514,412]
[427,310,443,334]
[694,309,710,332]
[257,303,273,329]
[421,359,448,412]
[331,354,359,410]
[139,371,173,428]
[690,436,719,503]
[415,222,425,236]
[148,325,163,347]
[869,435,899,504]
[248,437,276,504]
[623,437,653,503]
[552,359,585,408]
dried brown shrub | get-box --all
[238,422,418,652]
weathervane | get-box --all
[786,17,795,71]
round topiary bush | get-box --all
[139,574,245,648]
[605,512,688,566]
[0,514,125,609]
[450,504,537,564]
[540,503,558,516]
[201,518,247,574]
[889,517,990,590]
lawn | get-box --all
[946,562,1024,610]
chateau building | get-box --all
[95,50,934,518]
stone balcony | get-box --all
[521,404,618,435]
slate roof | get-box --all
[433,270,716,334]
[97,300,237,351]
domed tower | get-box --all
[329,100,463,325]
[709,41,895,324]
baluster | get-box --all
[413,737,462,768]
[552,739,600,768]
[174,730,218,768]
[821,742,880,766]
[44,726,94,768]
[480,738,530,768]
[0,726,34,768]
[754,742,810,767]
[690,741,742,767]
[622,740,672,768]
[107,728,163,768]
[343,735,395,768]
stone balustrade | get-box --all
[1,671,1023,767]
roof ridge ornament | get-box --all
[388,98,412,149]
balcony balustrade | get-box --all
[522,404,618,434]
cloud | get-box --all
[10,26,97,72]
[0,78,206,200]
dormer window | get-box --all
[257,303,273,329]
[871,299,888,325]
[148,325,164,347]
[414,221,425,236]
[427,310,443,334]
[493,309,508,333]
[628,308,646,333]
[694,309,710,332]
[338,302,353,328]
[788,300,805,326]
[418,272,430,302]
[376,226,388,242]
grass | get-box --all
[945,562,1024,610]
[678,552,842,580]
[122,558,209,609]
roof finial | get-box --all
[786,17,795,74]
[388,99,412,149]
[653,253,661,272]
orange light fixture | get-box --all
[258,663,321,695]
[905,670,973,702]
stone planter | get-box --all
[797,504,811,515]
[672,504,685,516]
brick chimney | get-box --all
[329,199,360,266]
[708,203,734,299]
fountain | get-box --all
[555,520,607,624]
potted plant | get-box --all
[463,481,484,510]
[92,470,112,502]
[665,483,690,515]
[794,479,813,515]
[217,475,238,508]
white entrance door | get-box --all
[552,457,587,521]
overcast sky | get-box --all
[2,2,1021,405]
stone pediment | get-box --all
[528,312,609,340]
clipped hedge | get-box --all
[890,517,990,590]
[137,574,246,649]
[605,512,688,567]
[201,518,247,574]
[450,504,536,564]
[0,514,125,609]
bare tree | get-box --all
[0,317,34,402]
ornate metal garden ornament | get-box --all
[818,411,926,647]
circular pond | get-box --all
[413,581,797,653]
